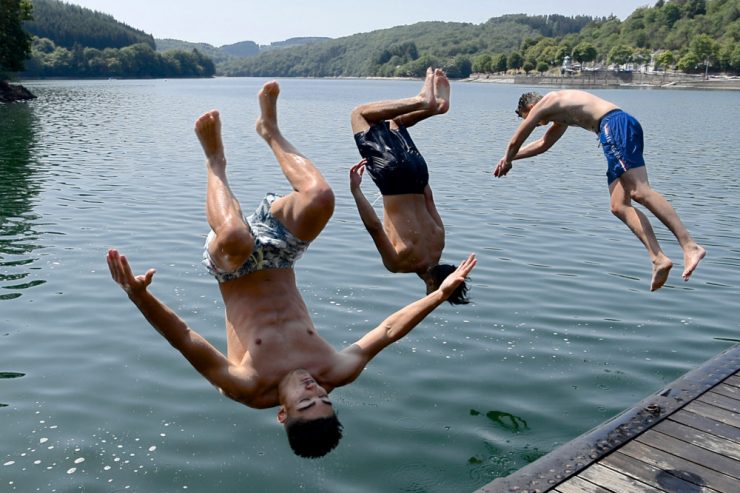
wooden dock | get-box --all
[477,344,740,493]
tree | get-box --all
[444,55,472,79]
[676,51,701,73]
[472,53,492,73]
[0,0,34,75]
[654,50,675,72]
[608,45,634,67]
[536,61,550,74]
[508,51,523,73]
[572,41,598,65]
[659,2,682,28]
[690,33,718,78]
[493,53,508,73]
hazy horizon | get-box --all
[64,0,652,47]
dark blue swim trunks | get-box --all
[354,121,429,195]
[598,109,646,185]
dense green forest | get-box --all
[222,0,739,77]
[19,0,215,78]
[24,0,154,50]
[219,14,597,78]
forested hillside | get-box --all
[11,0,739,80]
[21,0,215,78]
[220,14,596,78]
[155,37,333,64]
[222,0,739,77]
[24,0,154,50]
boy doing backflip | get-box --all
[107,81,476,459]
[494,90,705,291]
[349,68,470,303]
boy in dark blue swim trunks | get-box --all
[349,68,471,304]
[494,90,705,291]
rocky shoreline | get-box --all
[0,81,36,103]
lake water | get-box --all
[1,78,738,492]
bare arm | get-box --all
[349,160,401,271]
[493,94,568,177]
[106,249,253,398]
[512,123,568,161]
[332,254,477,385]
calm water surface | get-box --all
[1,78,739,492]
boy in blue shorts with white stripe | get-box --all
[494,90,705,292]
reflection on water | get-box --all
[0,103,45,300]
[0,372,25,407]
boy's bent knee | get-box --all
[308,184,335,215]
[350,105,372,133]
[610,203,627,218]
[210,224,254,271]
[628,188,646,203]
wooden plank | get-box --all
[723,374,740,389]
[636,430,740,479]
[698,392,740,413]
[669,410,740,443]
[555,475,615,493]
[475,348,740,493]
[602,451,721,493]
[712,383,740,400]
[619,439,739,493]
[578,463,663,493]
[684,400,740,428]
[653,419,740,461]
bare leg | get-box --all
[610,178,672,291]
[393,68,451,128]
[350,67,436,134]
[195,110,254,272]
[620,167,706,281]
[256,81,334,242]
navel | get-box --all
[307,329,314,336]
[255,338,262,345]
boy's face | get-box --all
[277,369,334,422]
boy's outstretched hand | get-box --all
[107,248,156,297]
[439,253,476,299]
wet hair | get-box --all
[516,92,543,118]
[284,414,344,459]
[428,264,471,305]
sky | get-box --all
[65,0,652,47]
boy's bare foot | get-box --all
[651,256,673,291]
[433,68,450,114]
[417,67,436,111]
[194,110,225,161]
[256,80,280,141]
[682,244,706,281]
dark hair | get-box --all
[516,92,543,117]
[428,264,471,305]
[284,414,344,459]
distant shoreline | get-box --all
[463,73,740,91]
[16,74,740,92]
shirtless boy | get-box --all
[107,81,476,459]
[494,89,705,291]
[349,68,470,304]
